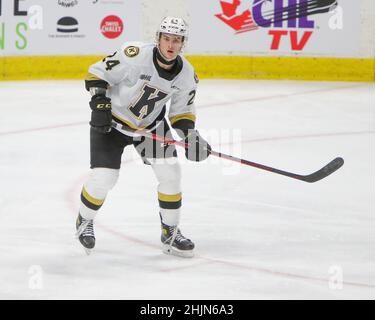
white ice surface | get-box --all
[0,80,374,299]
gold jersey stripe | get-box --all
[112,113,146,130]
[85,72,102,81]
[82,187,105,206]
[158,192,182,202]
[169,113,196,125]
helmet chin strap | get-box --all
[156,45,177,66]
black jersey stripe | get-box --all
[158,192,182,210]
[159,199,182,210]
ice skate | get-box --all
[76,213,95,255]
[161,222,194,258]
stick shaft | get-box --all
[112,122,343,183]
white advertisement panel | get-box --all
[0,0,141,56]
[188,0,360,57]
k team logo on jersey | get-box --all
[128,84,168,120]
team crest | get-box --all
[124,46,140,57]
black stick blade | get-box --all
[301,157,344,183]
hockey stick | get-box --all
[111,122,344,183]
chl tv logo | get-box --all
[215,0,339,35]
[215,0,258,34]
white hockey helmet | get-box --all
[156,16,189,42]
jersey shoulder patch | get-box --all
[194,72,199,84]
[124,46,140,58]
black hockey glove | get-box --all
[89,94,112,134]
[184,130,211,162]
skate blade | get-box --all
[162,244,194,258]
[84,248,93,256]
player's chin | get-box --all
[166,52,178,60]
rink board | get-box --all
[0,56,374,82]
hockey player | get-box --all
[76,17,211,258]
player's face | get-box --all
[158,33,184,60]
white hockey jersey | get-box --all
[88,42,198,131]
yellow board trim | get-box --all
[82,187,105,206]
[186,56,375,82]
[169,113,196,125]
[158,192,182,202]
[0,55,374,82]
[0,56,103,81]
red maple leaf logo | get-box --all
[215,0,258,34]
